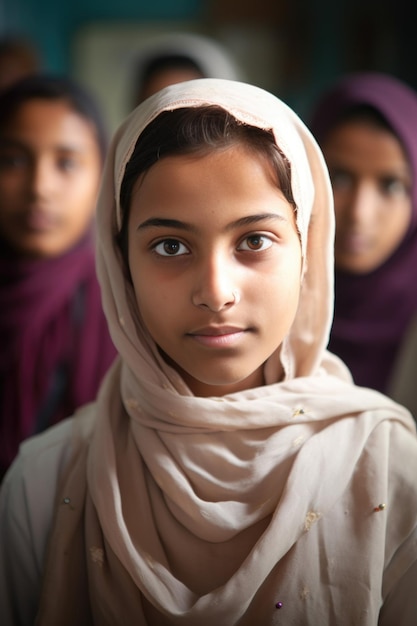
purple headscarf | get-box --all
[0,234,117,477]
[310,72,417,393]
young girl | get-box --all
[0,75,116,479]
[130,31,242,106]
[309,72,417,397]
[1,78,417,625]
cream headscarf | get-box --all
[37,80,415,625]
[102,77,343,382]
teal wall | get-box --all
[2,0,204,72]
[0,0,357,119]
[2,0,415,119]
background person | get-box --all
[130,31,242,106]
[0,75,117,479]
[310,72,417,397]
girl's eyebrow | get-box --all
[137,217,195,232]
[0,137,86,154]
[0,138,29,150]
[136,213,287,232]
[230,213,288,229]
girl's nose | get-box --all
[346,182,378,226]
[29,159,56,198]
[191,254,240,312]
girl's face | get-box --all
[139,67,204,103]
[0,99,102,258]
[128,145,302,396]
[322,119,412,274]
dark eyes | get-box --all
[379,177,409,196]
[238,235,273,251]
[0,153,28,169]
[57,157,79,172]
[154,239,189,256]
[329,169,352,190]
[153,234,273,257]
[330,168,410,197]
[0,152,79,173]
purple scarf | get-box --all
[310,72,417,392]
[0,234,117,474]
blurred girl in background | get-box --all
[0,75,116,479]
[310,72,417,399]
[130,31,242,106]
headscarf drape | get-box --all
[36,79,415,625]
[309,72,417,392]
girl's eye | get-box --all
[153,238,190,256]
[238,234,273,251]
[330,169,353,191]
[57,156,78,172]
[380,176,409,197]
[0,152,28,169]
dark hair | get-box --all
[0,74,108,162]
[133,53,204,105]
[329,103,393,135]
[118,105,295,267]
[141,53,203,86]
[0,36,40,70]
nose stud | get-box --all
[192,288,241,310]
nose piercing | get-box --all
[232,290,240,304]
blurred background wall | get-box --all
[1,0,414,131]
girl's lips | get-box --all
[337,232,371,255]
[20,209,59,232]
[188,328,247,348]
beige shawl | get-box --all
[36,79,416,625]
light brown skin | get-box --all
[128,145,302,397]
[0,99,102,258]
[322,119,412,274]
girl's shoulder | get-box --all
[0,403,97,567]
[11,403,96,478]
[0,404,97,625]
